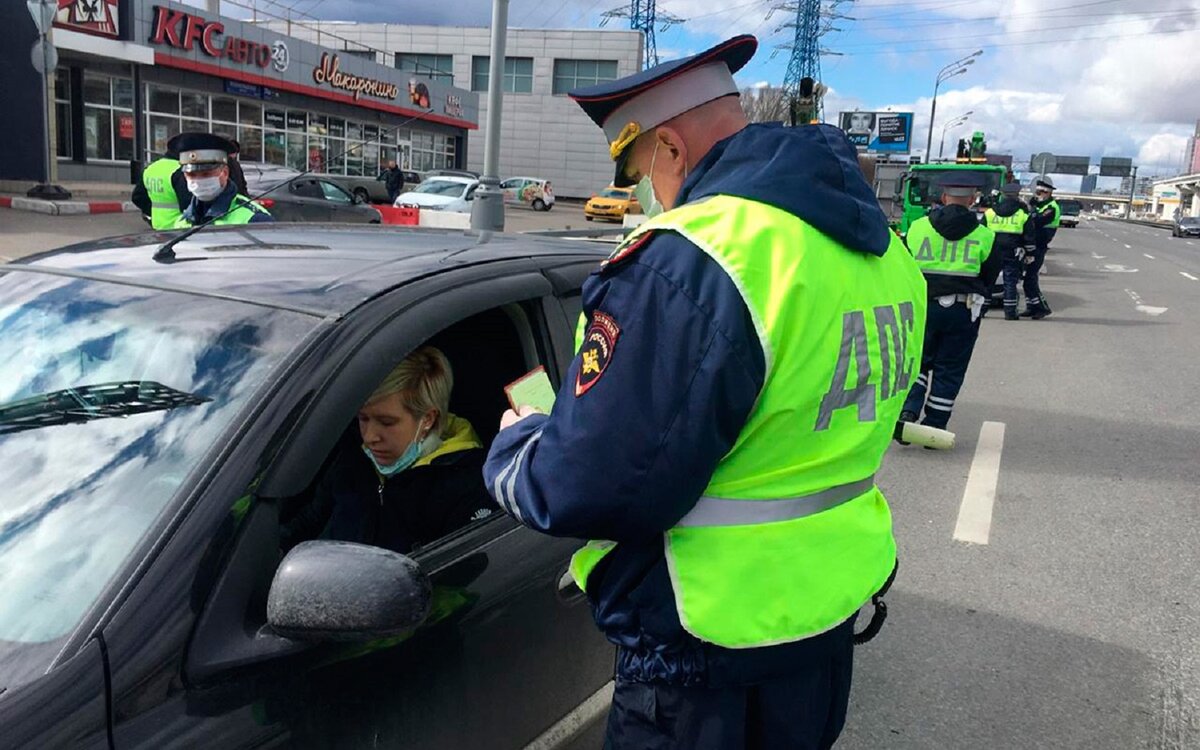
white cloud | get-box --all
[1137,133,1190,169]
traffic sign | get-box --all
[1099,157,1133,177]
[1053,155,1090,176]
[1030,152,1056,175]
[31,39,57,75]
[26,0,55,35]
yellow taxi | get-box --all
[584,186,641,222]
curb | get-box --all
[0,196,138,216]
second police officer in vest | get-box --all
[1023,177,1060,319]
[900,173,1000,432]
[131,136,192,230]
[172,133,273,228]
[481,35,928,748]
[984,182,1034,321]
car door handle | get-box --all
[556,568,587,605]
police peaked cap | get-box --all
[1000,182,1022,195]
[171,132,236,172]
[936,171,986,197]
[568,35,758,187]
[1035,177,1056,191]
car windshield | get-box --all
[1181,217,1200,226]
[0,270,315,687]
[1060,201,1082,215]
[909,169,1004,207]
[413,180,468,197]
[600,189,630,199]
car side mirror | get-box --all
[267,541,432,642]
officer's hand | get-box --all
[499,405,542,431]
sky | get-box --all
[214,0,1200,184]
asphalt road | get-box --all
[843,218,1200,749]
[2,210,1196,748]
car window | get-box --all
[291,179,323,199]
[0,272,314,673]
[414,180,470,197]
[279,302,548,556]
[499,179,517,190]
[319,180,353,204]
[600,188,628,199]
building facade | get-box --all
[265,23,644,198]
[1185,120,1200,175]
[1,0,478,187]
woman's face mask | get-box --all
[362,432,426,476]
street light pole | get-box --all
[938,110,973,160]
[924,50,982,163]
[470,0,509,232]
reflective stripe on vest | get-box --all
[984,208,1028,235]
[677,475,876,527]
[569,194,927,648]
[143,157,182,230]
[906,216,995,278]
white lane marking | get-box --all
[1125,244,1132,249]
[1125,289,1168,316]
[1188,241,1195,246]
[1091,251,1107,259]
[524,681,614,750]
[954,421,1006,545]
[1102,264,1138,273]
[1182,272,1199,281]
[1144,254,1155,259]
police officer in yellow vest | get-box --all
[130,139,191,230]
[172,133,272,228]
[482,35,927,749]
[1023,177,1060,318]
[984,182,1034,320]
[900,173,1000,432]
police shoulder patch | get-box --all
[575,310,621,397]
[600,231,655,271]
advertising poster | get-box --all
[839,111,914,154]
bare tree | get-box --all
[741,86,790,124]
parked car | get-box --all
[500,177,555,211]
[1058,199,1082,228]
[426,169,480,180]
[238,161,302,188]
[247,175,382,223]
[1172,215,1200,237]
[319,170,424,204]
[0,224,614,748]
[393,175,479,213]
[585,186,642,222]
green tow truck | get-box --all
[891,132,1009,236]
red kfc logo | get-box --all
[55,0,120,39]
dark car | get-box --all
[248,175,383,223]
[0,226,614,748]
[1173,216,1200,237]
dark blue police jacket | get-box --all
[483,123,891,687]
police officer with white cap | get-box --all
[900,172,999,433]
[172,133,272,228]
[1023,176,1059,318]
[480,34,926,748]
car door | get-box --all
[101,260,615,749]
[499,178,520,206]
[288,178,334,221]
[317,178,362,222]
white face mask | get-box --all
[632,141,664,219]
[188,176,224,202]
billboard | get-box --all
[1099,157,1133,177]
[1052,155,1090,175]
[839,111,914,154]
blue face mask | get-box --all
[362,429,427,477]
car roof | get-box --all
[8,225,606,318]
[421,175,476,185]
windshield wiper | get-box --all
[0,381,210,435]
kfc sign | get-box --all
[150,6,273,68]
[56,0,120,39]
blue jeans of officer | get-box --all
[903,299,981,429]
[603,619,855,750]
[1023,228,1056,312]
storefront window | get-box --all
[239,101,262,126]
[149,115,179,157]
[286,136,306,171]
[212,97,237,124]
[181,93,207,119]
[55,69,72,159]
[211,122,237,143]
[238,126,263,162]
[264,131,286,166]
[149,86,179,115]
[84,73,133,161]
